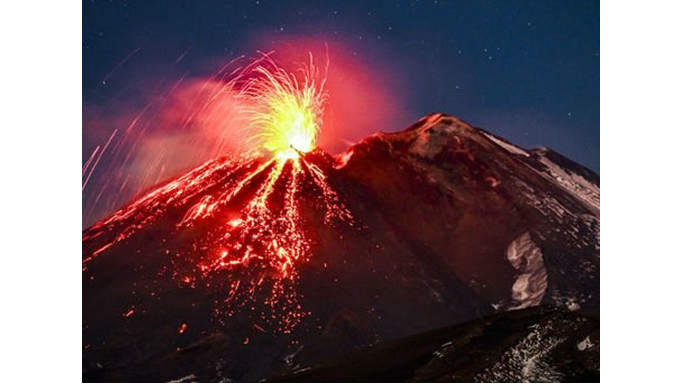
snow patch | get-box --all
[566,298,581,311]
[484,132,530,157]
[577,336,593,351]
[533,152,600,213]
[506,232,548,310]
[474,319,567,382]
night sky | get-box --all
[83,0,599,223]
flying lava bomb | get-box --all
[83,54,355,333]
[80,2,601,382]
[82,52,599,384]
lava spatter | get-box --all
[82,56,354,333]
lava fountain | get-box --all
[242,54,326,161]
[82,55,354,333]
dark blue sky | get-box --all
[83,0,599,171]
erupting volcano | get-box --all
[83,58,356,333]
[83,60,599,382]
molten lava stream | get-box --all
[83,55,356,333]
[150,154,342,332]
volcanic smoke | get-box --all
[83,56,354,333]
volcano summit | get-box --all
[82,114,599,382]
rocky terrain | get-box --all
[83,114,599,382]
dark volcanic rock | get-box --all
[271,306,600,383]
[82,114,599,382]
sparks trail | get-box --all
[82,129,118,192]
[83,154,353,332]
[82,53,325,226]
[82,153,256,253]
[241,52,327,161]
[82,55,355,332]
[98,46,142,87]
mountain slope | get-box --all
[82,113,599,382]
[271,306,600,383]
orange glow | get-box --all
[242,55,326,161]
[83,36,408,232]
[85,152,352,332]
[83,55,356,334]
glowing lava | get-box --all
[243,55,326,161]
[82,56,353,333]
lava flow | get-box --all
[82,57,353,333]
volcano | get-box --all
[82,114,600,382]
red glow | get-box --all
[83,57,356,333]
[85,152,353,332]
[252,37,410,154]
[83,37,409,227]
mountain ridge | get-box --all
[83,113,599,382]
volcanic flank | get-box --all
[82,113,600,382]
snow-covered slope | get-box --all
[482,129,599,215]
